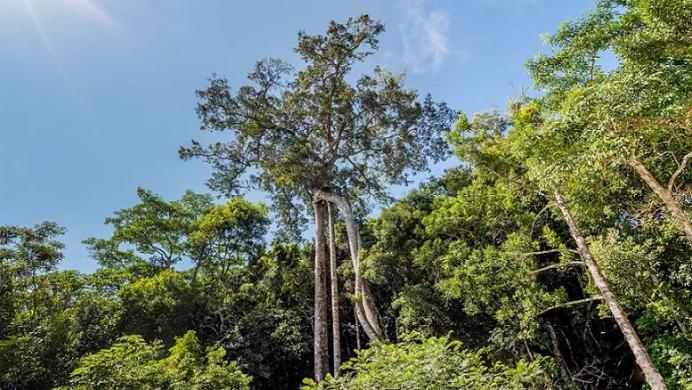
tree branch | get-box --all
[538,296,603,316]
[530,261,586,274]
[521,249,579,257]
[668,150,692,192]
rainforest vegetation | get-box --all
[1,0,691,389]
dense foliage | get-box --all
[302,333,555,390]
[1,1,690,389]
[59,331,251,390]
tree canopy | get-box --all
[180,14,454,233]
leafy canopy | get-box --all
[180,14,454,234]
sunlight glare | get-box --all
[18,0,118,27]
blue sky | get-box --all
[0,0,595,272]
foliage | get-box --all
[62,331,251,390]
[2,3,691,389]
[188,197,269,277]
[85,189,214,269]
[118,270,203,344]
[0,224,122,389]
[302,333,556,390]
[524,0,692,223]
[180,14,454,236]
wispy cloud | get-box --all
[399,0,451,73]
[65,0,119,27]
[478,0,541,12]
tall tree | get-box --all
[553,192,667,389]
[180,15,454,379]
[450,105,669,388]
[84,188,214,271]
[526,0,692,243]
[0,222,65,331]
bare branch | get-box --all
[520,249,579,257]
[668,150,692,192]
[530,261,586,274]
[538,296,603,316]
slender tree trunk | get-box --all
[355,305,361,350]
[554,192,668,390]
[547,323,571,384]
[327,202,341,374]
[359,281,382,338]
[312,200,329,381]
[314,189,385,340]
[355,305,378,340]
[628,156,692,243]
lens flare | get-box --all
[18,0,119,28]
[17,0,116,129]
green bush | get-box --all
[61,331,251,390]
[302,333,556,390]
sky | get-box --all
[0,0,596,272]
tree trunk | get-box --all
[554,192,668,390]
[628,156,692,243]
[355,305,378,340]
[547,323,572,384]
[327,202,341,374]
[314,189,384,340]
[312,200,329,381]
[355,305,361,350]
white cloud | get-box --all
[479,0,541,12]
[65,0,119,27]
[400,1,451,73]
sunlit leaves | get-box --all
[303,333,555,389]
[63,331,251,390]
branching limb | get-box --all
[668,150,692,192]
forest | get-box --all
[1,0,690,389]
